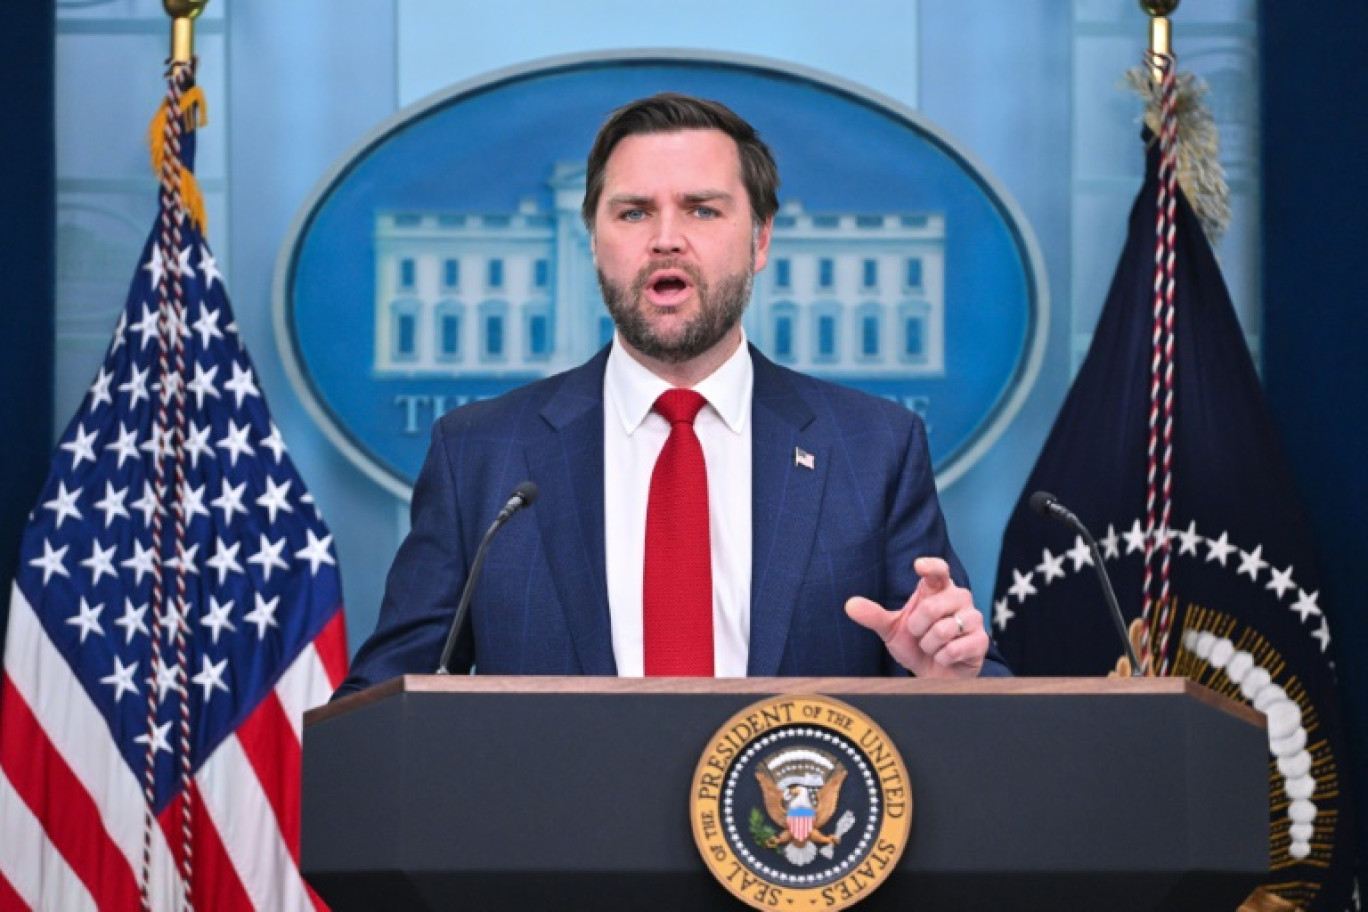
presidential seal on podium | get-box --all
[690,695,912,911]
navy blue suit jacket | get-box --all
[337,346,1009,695]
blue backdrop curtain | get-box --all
[1260,1,1368,882]
[0,0,55,654]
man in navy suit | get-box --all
[336,93,1008,696]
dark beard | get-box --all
[598,258,754,365]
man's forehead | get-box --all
[601,128,744,186]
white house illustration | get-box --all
[373,164,946,379]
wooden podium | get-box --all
[302,677,1268,911]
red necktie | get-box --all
[643,389,714,676]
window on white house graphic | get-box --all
[904,257,923,290]
[481,301,507,361]
[857,303,882,360]
[534,258,550,289]
[391,298,421,362]
[862,259,878,290]
[526,305,552,360]
[487,259,504,290]
[435,301,464,362]
[771,302,797,362]
[818,258,835,291]
[398,258,416,291]
[443,258,460,289]
[774,258,791,290]
[813,304,839,362]
[899,301,930,364]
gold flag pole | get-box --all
[164,0,209,63]
[1141,0,1178,82]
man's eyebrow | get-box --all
[681,189,733,205]
[605,193,653,208]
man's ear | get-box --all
[752,217,774,273]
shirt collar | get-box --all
[605,329,754,436]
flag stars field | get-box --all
[120,539,156,584]
[29,539,69,583]
[247,533,289,582]
[119,362,151,407]
[217,419,254,466]
[201,596,236,645]
[94,481,130,527]
[256,476,294,524]
[66,597,105,644]
[80,539,119,585]
[101,656,140,703]
[224,361,260,407]
[114,598,149,643]
[244,593,281,639]
[43,481,82,528]
[89,366,115,409]
[61,423,99,470]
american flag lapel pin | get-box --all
[794,447,816,470]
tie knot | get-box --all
[654,388,707,426]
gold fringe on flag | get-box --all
[145,86,209,233]
[1125,67,1231,246]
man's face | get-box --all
[592,129,772,366]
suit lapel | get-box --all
[524,350,617,674]
[747,349,827,676]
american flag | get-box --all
[0,63,347,910]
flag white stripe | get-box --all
[5,586,183,910]
[275,642,334,742]
[198,733,313,912]
[0,767,98,912]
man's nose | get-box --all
[650,210,686,254]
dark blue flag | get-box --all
[992,125,1358,911]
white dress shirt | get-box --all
[603,333,754,677]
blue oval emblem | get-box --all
[275,52,1046,496]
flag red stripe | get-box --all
[0,673,138,910]
[157,785,255,912]
[0,875,26,912]
[305,879,329,912]
[235,690,302,859]
[0,870,27,912]
[312,610,349,690]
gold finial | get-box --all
[164,0,209,63]
[1140,0,1179,84]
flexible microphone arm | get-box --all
[435,481,540,675]
[1028,491,1144,677]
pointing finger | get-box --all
[914,557,952,592]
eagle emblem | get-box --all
[754,747,856,866]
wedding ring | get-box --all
[953,612,965,636]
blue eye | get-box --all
[620,209,647,222]
[693,206,720,219]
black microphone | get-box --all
[434,481,539,675]
[1029,490,1143,677]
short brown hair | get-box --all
[580,92,780,233]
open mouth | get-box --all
[643,267,696,306]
